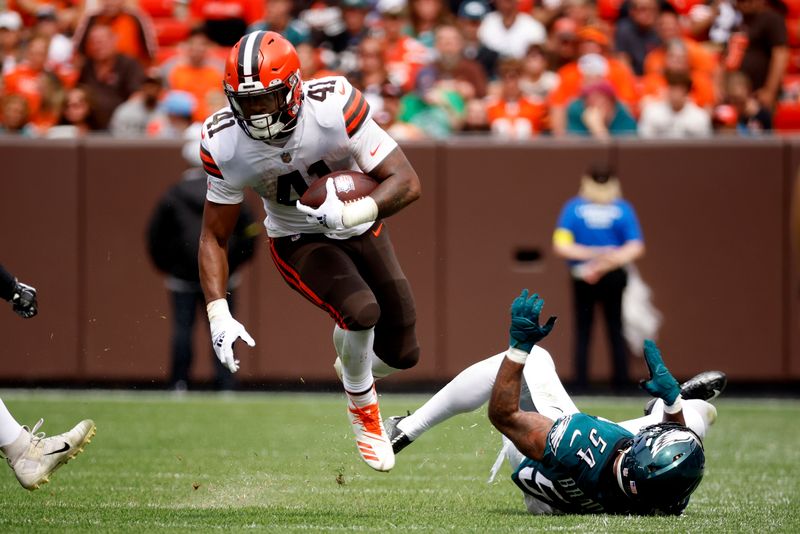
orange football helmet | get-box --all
[223,31,303,140]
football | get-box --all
[299,170,378,208]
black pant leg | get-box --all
[170,290,198,385]
[572,277,596,390]
[598,268,629,389]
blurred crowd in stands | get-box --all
[0,0,796,140]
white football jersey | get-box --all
[201,75,398,239]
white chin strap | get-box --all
[615,452,626,494]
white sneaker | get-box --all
[346,388,395,472]
[3,418,96,490]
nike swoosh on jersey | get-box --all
[45,443,71,455]
[569,429,582,447]
[372,222,384,237]
[369,142,382,156]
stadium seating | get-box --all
[597,0,622,21]
[153,18,191,47]
[784,0,800,17]
[139,0,191,47]
[139,0,175,18]
[774,102,800,132]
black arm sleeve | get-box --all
[0,263,17,302]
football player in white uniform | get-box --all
[198,31,422,472]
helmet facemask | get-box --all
[225,71,302,141]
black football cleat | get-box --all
[644,371,727,415]
[680,370,727,402]
[383,415,413,455]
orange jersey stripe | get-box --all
[199,145,219,168]
[203,163,223,179]
[346,99,369,137]
[342,88,365,122]
[200,153,218,169]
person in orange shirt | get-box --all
[378,0,431,92]
[166,27,224,123]
[641,38,717,109]
[2,35,70,129]
[73,0,157,66]
[549,26,639,137]
[643,9,718,76]
[486,58,546,138]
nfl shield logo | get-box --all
[281,152,292,163]
[334,174,355,194]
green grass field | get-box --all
[0,391,798,532]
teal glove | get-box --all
[509,289,557,353]
[639,340,680,405]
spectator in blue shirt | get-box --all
[553,164,645,391]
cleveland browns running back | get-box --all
[198,30,422,472]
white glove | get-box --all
[296,178,379,231]
[207,299,255,373]
[296,178,345,230]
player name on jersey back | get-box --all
[512,414,636,514]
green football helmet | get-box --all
[619,422,705,513]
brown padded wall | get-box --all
[616,139,785,380]
[0,138,793,383]
[441,139,788,382]
[787,141,800,379]
[81,139,194,380]
[81,141,261,384]
[249,144,440,382]
[0,141,81,379]
[440,139,614,380]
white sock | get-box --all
[338,327,376,395]
[521,347,580,420]
[333,324,346,357]
[0,399,23,448]
[617,399,716,441]
[398,353,505,440]
[334,325,401,380]
[399,347,580,442]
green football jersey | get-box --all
[512,413,636,514]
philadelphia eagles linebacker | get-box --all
[385,290,725,515]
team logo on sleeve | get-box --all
[548,414,573,451]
